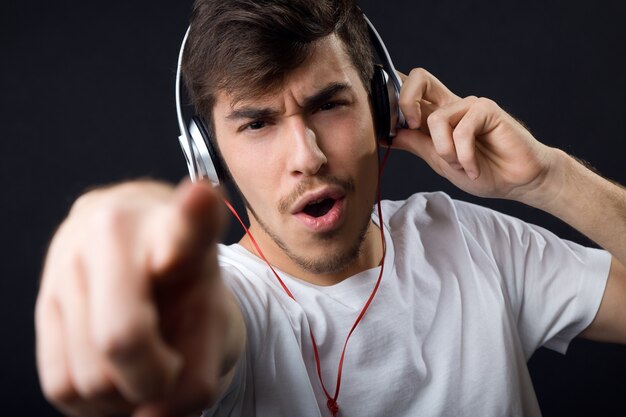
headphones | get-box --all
[175,14,406,185]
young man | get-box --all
[36,0,626,416]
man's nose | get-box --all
[286,117,327,177]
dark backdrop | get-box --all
[3,0,626,415]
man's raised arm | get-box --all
[392,67,626,345]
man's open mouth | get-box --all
[302,197,337,218]
[291,188,347,233]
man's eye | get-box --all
[317,100,349,113]
[243,120,266,131]
[319,102,339,111]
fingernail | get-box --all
[407,117,419,129]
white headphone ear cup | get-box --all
[177,130,197,181]
[191,116,229,184]
[187,117,221,185]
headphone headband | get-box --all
[175,27,201,183]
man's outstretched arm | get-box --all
[36,180,246,417]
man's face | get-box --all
[212,34,380,282]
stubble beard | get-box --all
[242,176,377,275]
[251,209,372,275]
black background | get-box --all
[3,0,626,415]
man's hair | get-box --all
[181,0,374,134]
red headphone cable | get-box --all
[221,145,392,416]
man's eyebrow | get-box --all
[301,82,352,110]
[226,106,280,122]
[225,82,353,122]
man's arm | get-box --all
[530,152,626,343]
[35,180,246,417]
[393,68,626,344]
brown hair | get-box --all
[181,0,374,136]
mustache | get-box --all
[278,175,355,214]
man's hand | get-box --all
[392,67,555,206]
[35,180,245,417]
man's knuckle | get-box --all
[457,151,474,166]
[398,94,414,110]
[475,97,498,112]
[41,374,78,406]
[426,111,443,126]
[427,112,450,134]
[75,371,115,400]
[409,67,428,79]
[440,151,457,162]
[70,188,107,215]
[89,204,130,235]
[94,319,148,361]
[452,126,471,142]
[433,143,456,160]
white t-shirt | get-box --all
[203,192,611,417]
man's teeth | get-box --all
[308,198,325,205]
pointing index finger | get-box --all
[85,180,223,404]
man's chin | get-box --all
[248,200,373,276]
[286,245,362,275]
[283,229,369,275]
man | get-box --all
[35,0,626,416]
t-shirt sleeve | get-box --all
[452,198,612,356]
[201,261,264,417]
[201,349,249,417]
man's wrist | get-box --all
[514,147,571,213]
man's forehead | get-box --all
[216,34,358,111]
[222,81,354,112]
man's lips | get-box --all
[293,196,346,233]
[289,187,346,215]
[287,186,348,233]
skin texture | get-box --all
[35,34,626,417]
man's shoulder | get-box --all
[378,191,465,225]
[216,244,259,273]
[380,190,454,214]
[380,191,515,226]
[379,191,519,246]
